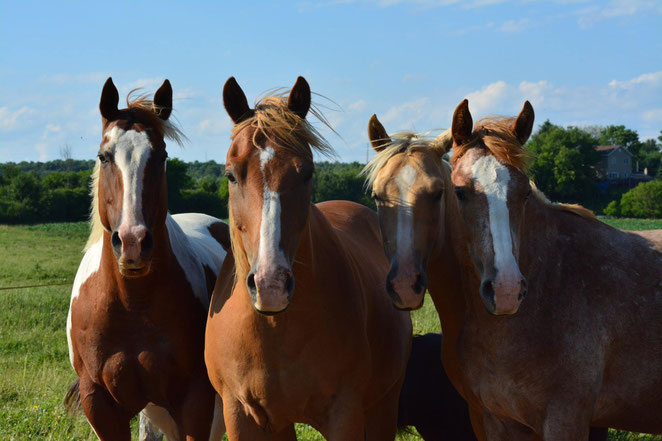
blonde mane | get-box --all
[83,93,186,252]
[530,182,596,220]
[231,95,336,160]
[362,129,452,187]
[451,117,531,173]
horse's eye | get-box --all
[455,187,466,201]
[98,153,109,165]
[372,191,382,202]
[525,188,532,201]
[225,170,237,184]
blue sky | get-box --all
[1,0,661,163]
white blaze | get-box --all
[103,127,153,230]
[470,155,518,275]
[256,146,286,272]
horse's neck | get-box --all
[427,195,480,335]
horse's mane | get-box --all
[451,117,531,173]
[530,182,596,220]
[231,94,336,160]
[362,129,452,187]
[83,93,185,252]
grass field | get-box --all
[0,219,660,440]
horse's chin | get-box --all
[118,263,151,278]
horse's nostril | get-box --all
[111,231,122,250]
[142,231,153,253]
[413,272,426,295]
[246,272,257,293]
[519,279,528,301]
[285,272,295,295]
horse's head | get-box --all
[95,77,181,278]
[223,76,331,315]
[450,99,534,315]
[364,115,453,310]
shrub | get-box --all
[613,180,662,218]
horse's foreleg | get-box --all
[364,375,403,441]
[79,375,132,441]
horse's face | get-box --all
[96,78,172,278]
[223,77,314,315]
[367,116,453,310]
[450,99,534,315]
[373,151,447,310]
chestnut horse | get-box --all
[66,78,229,441]
[204,76,412,440]
[447,99,662,440]
[363,115,611,441]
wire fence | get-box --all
[0,281,73,291]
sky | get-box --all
[1,0,661,164]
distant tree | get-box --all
[526,121,600,203]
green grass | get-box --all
[0,222,659,440]
[601,217,662,231]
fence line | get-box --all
[0,281,73,291]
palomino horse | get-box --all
[204,76,412,440]
[66,78,229,441]
[363,115,611,441]
[447,99,662,440]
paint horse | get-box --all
[66,78,228,441]
[204,76,412,440]
[446,99,662,440]
[363,115,610,441]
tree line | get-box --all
[0,123,660,224]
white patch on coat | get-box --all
[103,127,153,230]
[256,146,287,272]
[470,155,518,275]
[67,238,103,367]
[141,403,180,441]
[167,213,227,309]
[395,164,417,256]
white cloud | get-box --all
[498,18,530,32]
[39,72,107,85]
[381,97,430,127]
[465,80,512,115]
[608,70,662,90]
[576,0,662,27]
[0,106,36,131]
[348,99,367,111]
[642,108,662,123]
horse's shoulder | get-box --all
[71,238,104,302]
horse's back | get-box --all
[315,200,382,247]
[168,213,229,306]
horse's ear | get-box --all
[368,114,391,152]
[431,129,453,155]
[511,100,535,145]
[100,77,119,123]
[223,77,252,124]
[288,76,311,119]
[153,79,173,120]
[452,99,473,147]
